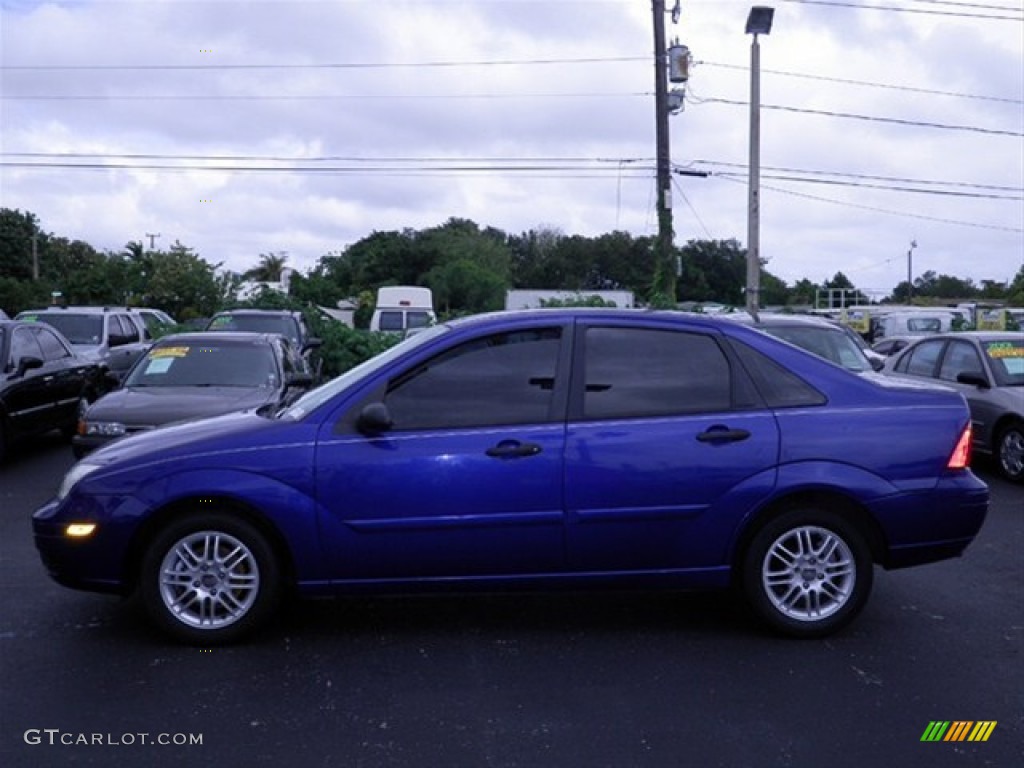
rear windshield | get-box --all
[20,313,103,345]
[208,314,299,344]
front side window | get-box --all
[11,327,44,365]
[384,328,562,430]
[34,327,72,361]
[938,341,984,383]
[582,327,731,419]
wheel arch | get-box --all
[122,495,298,597]
[731,489,888,580]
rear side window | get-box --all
[581,327,732,419]
[730,340,827,408]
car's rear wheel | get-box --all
[996,421,1024,483]
[139,513,281,644]
[742,508,873,637]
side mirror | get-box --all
[14,356,44,378]
[286,372,314,389]
[956,371,989,389]
[357,402,393,435]
[301,338,323,353]
[870,357,884,372]
[108,333,131,348]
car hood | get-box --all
[85,386,278,427]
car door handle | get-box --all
[696,426,751,443]
[485,440,542,459]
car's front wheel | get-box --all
[742,508,873,637]
[996,420,1024,483]
[139,513,282,644]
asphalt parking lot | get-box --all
[1,434,1021,768]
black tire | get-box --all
[742,508,873,638]
[995,421,1024,484]
[138,512,282,645]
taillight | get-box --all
[947,424,972,469]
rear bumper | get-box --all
[875,471,989,569]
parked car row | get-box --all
[1,307,323,463]
[33,308,990,645]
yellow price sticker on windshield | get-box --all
[150,346,190,358]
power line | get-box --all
[697,61,1023,105]
[778,0,1023,21]
[699,98,1024,137]
[716,175,1024,232]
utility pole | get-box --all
[31,229,39,281]
[907,239,917,303]
[652,0,674,303]
[145,232,161,250]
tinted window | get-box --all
[730,339,826,409]
[385,328,561,430]
[938,340,984,383]
[378,311,405,332]
[764,325,870,373]
[407,311,432,329]
[34,327,72,361]
[113,314,140,343]
[209,314,300,344]
[26,314,103,345]
[896,340,944,377]
[582,328,731,419]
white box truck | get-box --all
[370,286,437,334]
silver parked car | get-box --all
[882,332,1024,482]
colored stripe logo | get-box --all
[921,721,997,742]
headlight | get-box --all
[82,421,127,437]
[57,462,103,500]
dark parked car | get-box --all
[205,309,321,375]
[34,310,988,644]
[0,320,102,462]
[882,331,1024,482]
[72,332,314,457]
[15,306,153,384]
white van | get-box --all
[370,286,436,334]
[875,310,958,339]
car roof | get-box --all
[903,331,1023,342]
[210,309,300,317]
[717,312,843,328]
[16,306,142,314]
[152,331,281,346]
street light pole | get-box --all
[745,6,774,319]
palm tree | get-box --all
[244,252,288,282]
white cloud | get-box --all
[1,0,1021,296]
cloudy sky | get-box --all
[1,0,1022,300]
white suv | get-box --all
[14,306,153,383]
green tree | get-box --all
[144,242,228,319]
[244,252,289,282]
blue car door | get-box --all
[564,322,780,575]
[314,323,572,580]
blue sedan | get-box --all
[33,310,989,644]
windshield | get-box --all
[765,326,872,373]
[984,339,1024,387]
[281,324,450,420]
[125,342,279,388]
[22,313,103,345]
[207,314,300,344]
